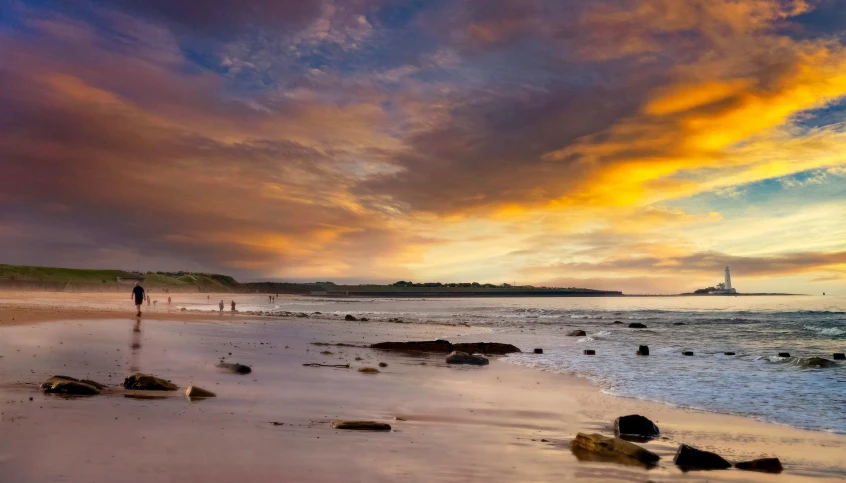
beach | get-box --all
[0,292,844,482]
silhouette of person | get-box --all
[231,300,236,313]
[219,300,224,313]
[131,282,145,317]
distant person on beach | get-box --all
[168,296,172,306]
[219,300,224,313]
[131,282,145,317]
[231,300,236,312]
[153,300,158,307]
[147,295,150,306]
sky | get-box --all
[1,0,845,294]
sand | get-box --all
[0,291,843,482]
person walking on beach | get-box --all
[131,282,145,317]
[231,300,236,313]
[219,300,224,313]
[168,296,172,306]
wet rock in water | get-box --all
[683,351,694,356]
[612,321,623,324]
[673,322,685,325]
[185,386,216,399]
[358,367,380,374]
[778,352,791,358]
[673,444,731,470]
[216,362,252,374]
[332,420,391,431]
[614,415,660,438]
[378,362,388,368]
[571,433,660,466]
[800,357,835,368]
[833,353,845,360]
[445,351,489,365]
[628,323,647,329]
[344,314,358,321]
[452,342,521,355]
[123,373,179,391]
[735,458,783,473]
[80,379,106,390]
[584,350,595,355]
[359,317,369,322]
[724,352,736,356]
[371,340,453,353]
[637,345,649,356]
[534,348,544,354]
[567,330,587,337]
[43,379,100,396]
[40,375,79,388]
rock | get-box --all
[724,352,736,356]
[673,322,685,325]
[571,433,660,465]
[628,323,647,328]
[359,317,369,322]
[43,379,100,396]
[40,375,79,389]
[778,352,791,357]
[735,458,783,473]
[332,420,391,431]
[185,386,216,399]
[673,444,731,470]
[123,373,179,391]
[344,314,358,321]
[358,367,380,374]
[584,350,595,355]
[371,340,453,353]
[800,357,836,368]
[613,321,623,324]
[637,345,649,356]
[567,330,587,337]
[378,362,388,368]
[683,351,694,356]
[534,348,543,354]
[452,342,521,355]
[80,379,106,390]
[216,362,252,374]
[614,415,660,438]
[834,353,845,360]
[445,351,489,365]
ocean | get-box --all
[240,294,846,434]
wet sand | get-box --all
[0,292,844,482]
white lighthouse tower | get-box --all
[724,266,732,291]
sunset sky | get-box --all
[1,0,845,294]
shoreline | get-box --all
[0,292,844,481]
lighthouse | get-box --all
[724,266,732,291]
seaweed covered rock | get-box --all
[445,351,489,365]
[571,433,660,465]
[123,373,178,391]
[43,378,100,396]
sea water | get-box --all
[257,294,846,434]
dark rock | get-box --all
[452,342,521,355]
[445,351,489,365]
[584,350,596,355]
[735,458,783,473]
[40,375,79,389]
[724,352,736,356]
[567,330,587,337]
[371,340,452,353]
[344,314,358,321]
[80,379,106,390]
[673,444,731,470]
[683,351,694,356]
[185,386,216,399]
[43,379,100,396]
[800,357,835,368]
[123,373,179,391]
[332,420,391,431]
[359,317,369,322]
[534,348,543,354]
[571,433,660,466]
[628,323,647,328]
[613,321,623,324]
[614,415,660,438]
[216,362,252,374]
[358,367,380,374]
[637,345,649,356]
[778,352,791,357]
[673,322,685,325]
[378,362,388,368]
[834,353,845,360]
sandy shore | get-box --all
[0,292,844,482]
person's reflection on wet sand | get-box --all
[130,318,142,372]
